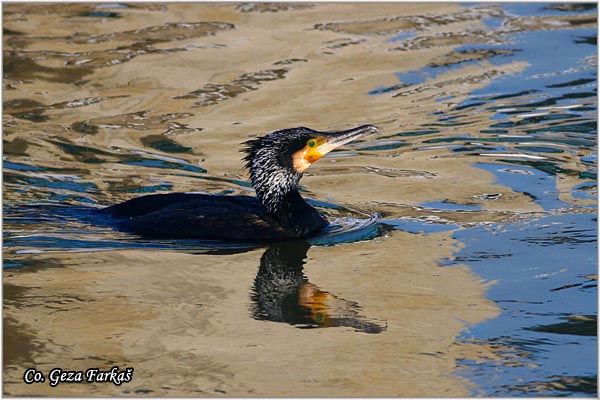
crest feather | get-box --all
[241,137,262,171]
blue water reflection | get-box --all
[452,212,597,396]
[381,1,597,396]
[433,3,597,396]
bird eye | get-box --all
[308,140,316,148]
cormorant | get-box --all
[101,124,378,241]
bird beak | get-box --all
[317,125,379,156]
[294,125,378,173]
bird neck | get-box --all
[271,189,327,236]
[250,167,326,235]
[250,163,300,211]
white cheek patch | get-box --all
[292,149,312,173]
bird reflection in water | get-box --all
[251,241,386,334]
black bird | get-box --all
[101,125,378,241]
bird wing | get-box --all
[109,195,288,241]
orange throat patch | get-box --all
[292,148,323,173]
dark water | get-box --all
[2,2,597,397]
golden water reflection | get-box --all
[3,1,595,397]
[4,230,498,397]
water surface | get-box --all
[3,2,597,397]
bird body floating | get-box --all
[101,125,378,242]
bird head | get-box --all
[242,125,378,213]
